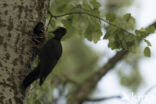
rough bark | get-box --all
[0,0,50,104]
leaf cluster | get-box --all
[104,13,155,56]
[48,0,102,42]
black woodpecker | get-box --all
[22,27,67,90]
[32,22,45,48]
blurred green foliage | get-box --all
[48,0,102,43]
[27,0,153,103]
[117,54,144,92]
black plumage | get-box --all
[23,27,66,90]
[32,22,45,47]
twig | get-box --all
[138,84,156,104]
[46,10,54,31]
[144,84,156,95]
[48,11,133,35]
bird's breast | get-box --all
[39,39,63,60]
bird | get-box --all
[22,27,67,90]
[32,22,45,48]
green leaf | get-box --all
[62,15,78,39]
[50,0,74,14]
[144,47,151,57]
[146,26,155,33]
[85,20,102,43]
[123,13,131,21]
[124,34,135,42]
[135,29,147,38]
[104,25,117,39]
[144,39,151,46]
[90,0,101,9]
[106,13,116,22]
[123,13,136,30]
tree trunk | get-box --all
[0,0,50,104]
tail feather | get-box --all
[22,67,40,90]
[39,76,46,86]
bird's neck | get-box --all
[53,36,62,41]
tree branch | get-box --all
[47,9,156,103]
[46,10,54,31]
[144,84,156,95]
[67,50,128,104]
[48,11,133,35]
[67,21,156,104]
[138,84,156,104]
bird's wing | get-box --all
[39,59,58,85]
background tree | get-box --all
[0,0,49,104]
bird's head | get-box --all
[52,27,67,41]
